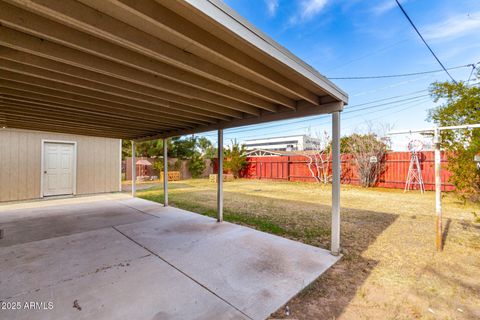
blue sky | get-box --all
[197,0,480,149]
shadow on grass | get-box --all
[138,185,399,319]
[442,218,451,250]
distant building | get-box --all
[243,135,321,151]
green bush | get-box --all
[224,140,248,178]
[188,152,206,178]
[429,76,480,202]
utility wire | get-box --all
[213,91,431,136]
[395,0,457,83]
[200,78,479,141]
[226,97,432,141]
[328,64,470,80]
[203,79,479,141]
[467,62,479,82]
[202,95,432,140]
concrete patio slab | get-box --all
[0,228,247,320]
[0,194,155,247]
[116,198,340,320]
[0,196,339,320]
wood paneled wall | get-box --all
[0,128,121,202]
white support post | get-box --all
[331,111,341,255]
[434,128,442,251]
[119,139,122,192]
[131,141,136,197]
[217,129,224,222]
[163,138,168,207]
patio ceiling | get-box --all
[0,0,348,140]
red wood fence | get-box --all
[242,151,454,191]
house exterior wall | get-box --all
[244,135,321,151]
[0,128,121,202]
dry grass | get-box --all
[138,179,480,320]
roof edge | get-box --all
[184,0,348,104]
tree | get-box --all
[122,139,164,158]
[197,137,217,159]
[302,130,331,184]
[344,132,388,188]
[170,136,197,159]
[224,140,248,178]
[429,76,480,201]
[188,152,206,178]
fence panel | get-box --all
[242,151,455,191]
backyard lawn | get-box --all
[137,179,480,320]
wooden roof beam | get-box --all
[0,26,259,117]
[0,83,207,128]
[0,3,273,113]
[0,88,197,129]
[0,53,233,122]
[1,112,167,137]
[4,0,296,109]
[0,96,189,130]
[137,101,344,141]
[91,0,321,104]
[0,62,223,124]
[1,102,183,132]
[0,47,242,120]
[0,72,214,126]
[2,118,159,139]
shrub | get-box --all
[188,152,206,178]
[224,140,248,178]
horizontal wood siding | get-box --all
[0,128,121,202]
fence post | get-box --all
[287,156,290,181]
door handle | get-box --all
[44,171,47,174]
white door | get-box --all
[43,142,75,197]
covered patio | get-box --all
[0,194,339,319]
[0,0,348,318]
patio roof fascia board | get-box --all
[174,0,349,104]
[135,101,344,141]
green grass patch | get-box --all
[138,190,293,237]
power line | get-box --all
[199,79,479,141]
[328,64,470,80]
[395,0,457,83]
[206,96,432,141]
[208,90,431,137]
[214,93,431,136]
[200,80,477,141]
[229,98,432,141]
[467,62,479,82]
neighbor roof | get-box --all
[0,0,348,141]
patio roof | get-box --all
[0,0,347,140]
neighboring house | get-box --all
[244,135,321,151]
[0,128,122,202]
